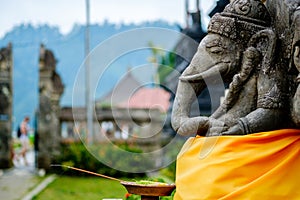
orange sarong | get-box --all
[174,129,300,200]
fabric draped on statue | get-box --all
[174,129,300,200]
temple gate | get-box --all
[0,43,13,168]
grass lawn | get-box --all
[33,176,128,200]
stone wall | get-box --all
[37,44,64,170]
[0,43,13,168]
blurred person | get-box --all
[15,116,31,166]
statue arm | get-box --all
[171,79,209,136]
[239,108,284,134]
[171,49,217,136]
[171,40,233,136]
[223,76,286,135]
[171,69,229,136]
[223,108,284,135]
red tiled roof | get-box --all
[118,87,171,113]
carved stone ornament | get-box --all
[208,0,270,45]
[291,6,300,126]
[171,0,300,136]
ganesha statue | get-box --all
[172,0,298,136]
[172,0,300,199]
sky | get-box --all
[0,0,216,38]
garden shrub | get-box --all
[54,141,150,178]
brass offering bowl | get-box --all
[121,181,175,200]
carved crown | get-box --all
[208,0,271,45]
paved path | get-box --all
[0,150,43,200]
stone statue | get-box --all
[291,6,300,126]
[173,1,300,198]
[172,0,288,136]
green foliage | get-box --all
[117,143,143,153]
[90,142,154,175]
[159,160,176,181]
[157,52,176,84]
[55,142,151,178]
[96,102,112,108]
[158,138,186,182]
[148,42,176,84]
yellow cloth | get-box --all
[174,129,300,200]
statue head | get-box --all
[181,0,274,82]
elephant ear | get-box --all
[248,29,277,74]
